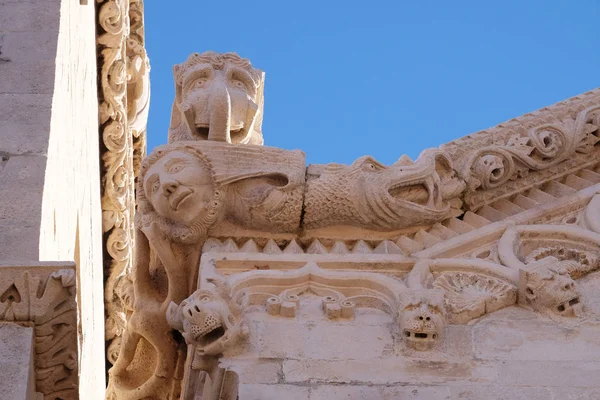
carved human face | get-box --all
[143,151,215,226]
[180,62,258,143]
[524,261,582,317]
[398,289,446,351]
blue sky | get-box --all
[145,1,599,165]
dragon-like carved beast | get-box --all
[166,279,247,370]
[304,148,466,231]
[397,288,447,351]
[520,257,583,317]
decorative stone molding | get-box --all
[443,89,600,209]
[96,0,149,361]
[226,262,405,320]
[582,193,600,233]
[0,263,78,399]
[407,259,518,325]
[304,149,465,233]
[168,52,265,145]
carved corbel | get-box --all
[498,225,600,316]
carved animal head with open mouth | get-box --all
[167,288,242,356]
[304,148,466,231]
[397,288,447,351]
[523,257,583,317]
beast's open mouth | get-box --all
[556,296,580,313]
[388,178,443,210]
[197,324,226,347]
[403,329,439,341]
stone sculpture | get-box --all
[168,52,265,145]
[166,279,248,363]
[137,141,305,242]
[520,258,582,317]
[304,149,465,232]
[397,288,447,351]
[102,49,600,399]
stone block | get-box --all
[0,2,60,32]
[0,94,52,127]
[0,31,58,62]
[449,385,552,400]
[549,387,600,400]
[282,359,493,385]
[220,358,282,384]
[0,61,56,94]
[237,384,310,400]
[0,323,36,400]
[498,360,600,387]
[0,122,50,155]
[303,322,393,359]
[311,385,451,400]
[255,319,393,360]
[473,319,600,361]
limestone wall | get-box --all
[224,270,600,400]
[0,0,105,397]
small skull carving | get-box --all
[521,257,582,317]
[397,288,447,350]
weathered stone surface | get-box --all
[448,386,551,400]
[473,319,600,361]
[311,385,451,400]
[0,61,56,94]
[237,384,310,400]
[0,323,37,400]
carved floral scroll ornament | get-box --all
[97,0,150,363]
[304,149,466,232]
[459,105,600,192]
[0,266,78,399]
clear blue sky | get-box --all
[145,1,599,165]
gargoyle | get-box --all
[520,257,583,317]
[168,51,265,145]
[304,148,465,231]
[166,279,247,369]
[397,288,447,351]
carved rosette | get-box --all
[0,265,78,399]
[97,0,149,361]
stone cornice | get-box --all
[442,88,600,209]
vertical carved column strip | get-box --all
[96,0,149,364]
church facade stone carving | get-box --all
[101,49,600,399]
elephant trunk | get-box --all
[208,79,231,142]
